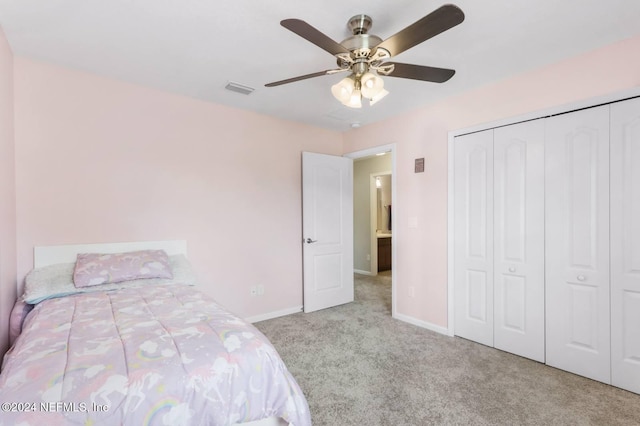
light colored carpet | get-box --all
[255,272,640,425]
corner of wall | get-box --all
[0,24,18,358]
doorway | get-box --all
[345,144,397,318]
[371,172,392,274]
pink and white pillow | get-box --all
[23,254,196,304]
[73,249,173,288]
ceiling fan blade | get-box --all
[384,62,456,83]
[374,4,465,57]
[281,19,350,56]
[265,69,343,87]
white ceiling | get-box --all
[1,0,639,131]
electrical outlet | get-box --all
[409,286,415,298]
[250,286,257,296]
[366,254,371,261]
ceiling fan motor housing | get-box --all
[342,15,383,57]
[338,14,385,75]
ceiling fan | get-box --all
[265,4,465,108]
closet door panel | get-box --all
[545,105,610,383]
[493,119,545,362]
[611,97,640,394]
[454,130,494,346]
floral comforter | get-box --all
[0,284,311,426]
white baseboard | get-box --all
[354,269,373,276]
[245,305,303,323]
[393,313,451,336]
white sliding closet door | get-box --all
[610,97,640,394]
[545,105,611,383]
[454,129,494,346]
[493,120,545,362]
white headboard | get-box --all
[34,240,187,268]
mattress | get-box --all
[0,284,311,425]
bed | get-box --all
[0,241,311,426]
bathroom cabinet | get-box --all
[378,237,392,272]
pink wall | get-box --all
[344,34,640,329]
[13,58,343,319]
[0,26,17,356]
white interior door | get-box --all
[545,105,611,383]
[454,129,494,347]
[493,119,545,362]
[610,97,640,394]
[302,152,354,313]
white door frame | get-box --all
[344,143,397,318]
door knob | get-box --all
[508,267,516,273]
[577,275,586,282]
[305,238,318,244]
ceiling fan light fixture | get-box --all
[360,72,384,98]
[343,89,363,108]
[331,76,356,103]
[369,88,389,106]
[332,72,386,108]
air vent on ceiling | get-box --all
[225,81,255,95]
[325,108,361,122]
